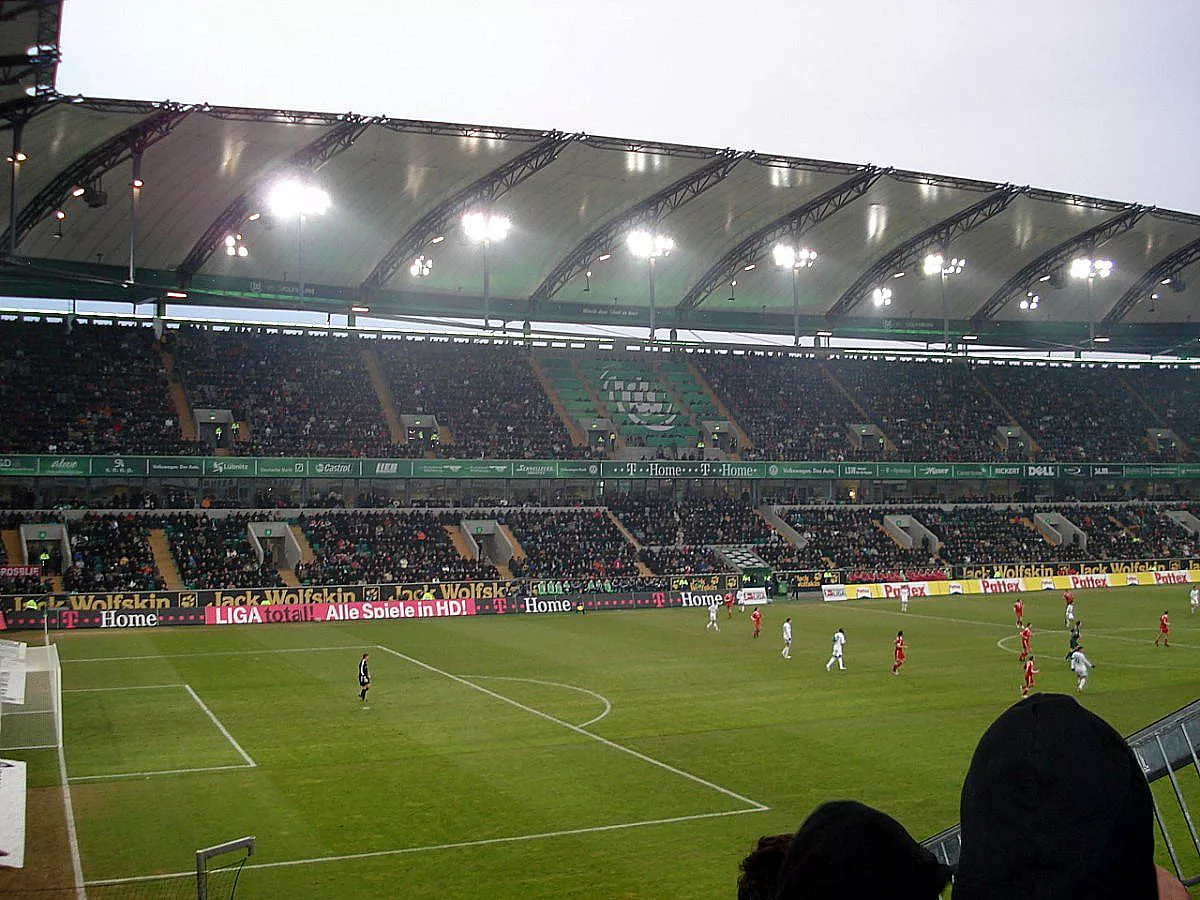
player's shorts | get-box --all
[894,652,905,663]
[832,649,843,657]
[359,676,370,687]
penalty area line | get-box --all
[83,806,767,887]
[376,644,769,812]
[63,646,358,663]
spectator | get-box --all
[954,693,1187,899]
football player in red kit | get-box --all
[1155,610,1171,647]
[1021,656,1039,697]
[891,630,907,675]
[1019,623,1032,661]
[750,607,762,638]
[1014,598,1024,627]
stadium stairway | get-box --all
[684,360,753,455]
[292,528,316,567]
[277,566,301,588]
[497,524,526,565]
[528,356,588,447]
[148,528,184,590]
[605,510,656,577]
[361,347,405,445]
[817,360,898,454]
[159,347,198,442]
[1,529,23,566]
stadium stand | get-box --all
[781,507,933,576]
[638,545,728,575]
[0,320,196,455]
[376,341,583,459]
[918,506,1088,565]
[170,327,395,457]
[1061,504,1200,560]
[294,511,497,585]
[823,358,1009,462]
[164,512,285,589]
[692,354,871,460]
[62,513,166,592]
[503,509,639,580]
[972,364,1168,462]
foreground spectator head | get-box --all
[771,800,950,899]
[955,693,1166,899]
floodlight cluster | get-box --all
[410,255,433,278]
[773,244,818,269]
[923,253,966,276]
[626,229,675,259]
[1020,290,1040,311]
[266,179,331,219]
[224,234,249,258]
[872,286,893,307]
[1069,257,1114,280]
[462,212,511,243]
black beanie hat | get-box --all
[954,693,1157,899]
[774,800,951,899]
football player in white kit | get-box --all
[825,628,846,671]
[1190,586,1198,615]
[781,617,792,659]
[706,599,720,631]
[1068,648,1093,692]
[1064,599,1075,629]
[899,582,911,613]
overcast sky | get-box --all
[57,0,1200,215]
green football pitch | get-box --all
[6,585,1199,899]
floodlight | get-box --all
[773,244,796,269]
[410,255,433,278]
[71,186,85,197]
[1093,335,1111,343]
[626,229,674,259]
[165,290,188,299]
[132,178,144,189]
[224,235,237,247]
[816,330,834,337]
[430,235,445,244]
[54,209,65,220]
[266,178,330,218]
[872,286,893,307]
[961,334,979,341]
[923,253,944,276]
[743,263,756,272]
[247,212,261,222]
[597,253,612,261]
[463,212,511,243]
[237,246,248,257]
[351,305,371,313]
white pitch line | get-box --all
[83,806,765,888]
[64,684,185,693]
[376,644,768,811]
[64,646,357,663]
[183,684,256,768]
[69,763,255,783]
[56,735,86,899]
[462,674,613,729]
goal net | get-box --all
[0,641,61,751]
[84,836,256,900]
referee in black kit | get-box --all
[358,653,370,703]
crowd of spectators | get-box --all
[295,511,497,585]
[377,340,585,459]
[165,513,284,589]
[781,506,932,574]
[973,363,1165,462]
[609,495,777,546]
[639,545,726,575]
[0,320,195,455]
[171,327,395,457]
[504,509,638,579]
[1121,367,1200,457]
[1062,504,1199,560]
[694,354,866,460]
[62,514,165,593]
[0,513,47,594]
[918,506,1087,565]
[825,358,1009,461]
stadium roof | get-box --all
[1,91,1199,354]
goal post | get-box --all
[196,835,255,900]
[0,641,62,751]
